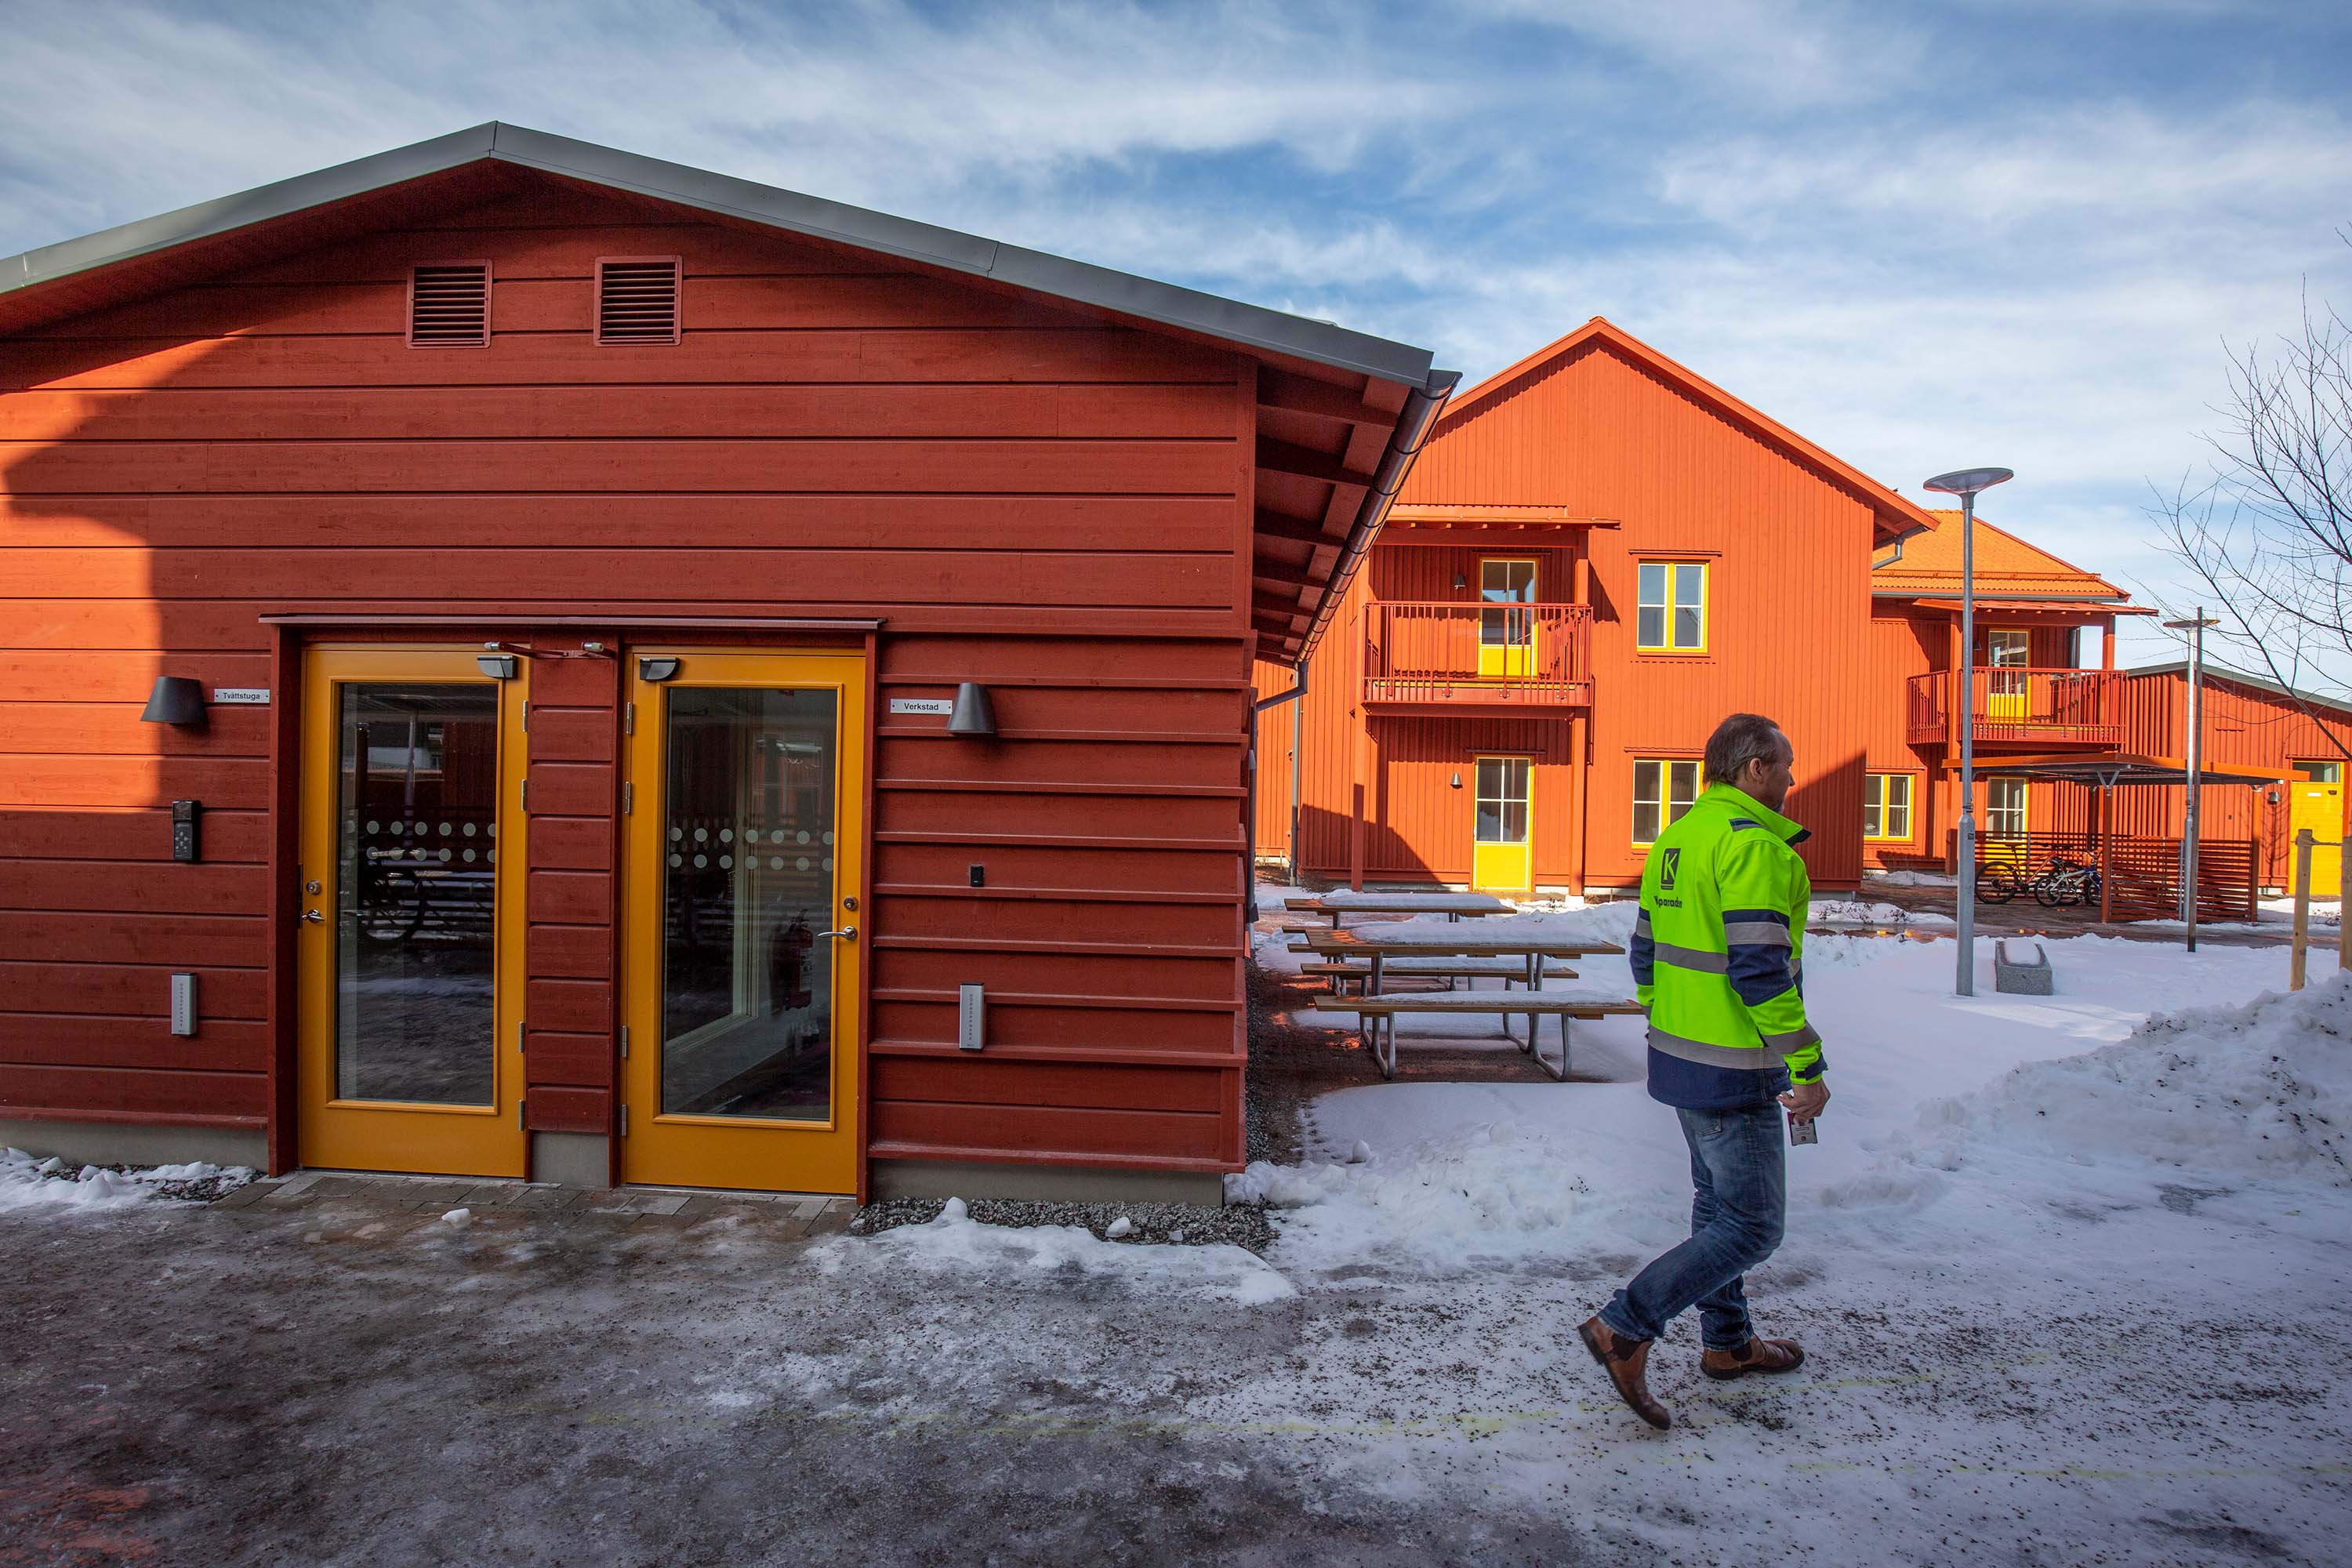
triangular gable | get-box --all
[1421,317,1942,546]
[1875,510,2127,601]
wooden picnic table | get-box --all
[1299,929,1624,996]
[1287,891,1512,927]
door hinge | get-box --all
[624,700,636,735]
[619,1024,630,1059]
[622,781,633,815]
[520,776,529,812]
[521,699,530,731]
[619,1105,630,1138]
[518,1098,526,1127]
[517,1019,527,1052]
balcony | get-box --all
[1362,601,1594,713]
[1906,666,2122,747]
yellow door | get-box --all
[1477,558,1537,680]
[1472,755,1533,892]
[2290,763,2343,887]
[1985,630,2031,722]
[297,647,528,1177]
[621,650,867,1193]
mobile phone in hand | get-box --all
[1787,1112,1818,1146]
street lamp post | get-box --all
[1925,466,2015,996]
[2165,610,2220,953]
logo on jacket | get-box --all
[1660,848,1680,891]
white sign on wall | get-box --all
[211,688,271,705]
[889,698,955,716]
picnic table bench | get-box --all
[1286,891,1512,927]
[1301,954,1572,996]
[1351,989,1647,1081]
[1299,930,1624,993]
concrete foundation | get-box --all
[530,1131,612,1188]
[0,1119,267,1171]
[871,1158,1226,1207]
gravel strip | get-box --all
[848,1196,1275,1254]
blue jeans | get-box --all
[1599,1103,1787,1351]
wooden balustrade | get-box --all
[1362,601,1594,711]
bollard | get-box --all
[2290,829,2313,992]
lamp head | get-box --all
[1923,467,2014,499]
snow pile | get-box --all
[1915,970,2351,1185]
[0,1148,255,1213]
[1226,1122,1632,1266]
[1812,897,1951,928]
[828,1197,1295,1304]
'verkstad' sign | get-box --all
[889,699,954,716]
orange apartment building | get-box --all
[1252,318,1944,896]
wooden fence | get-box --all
[1950,830,2259,923]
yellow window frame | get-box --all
[1863,771,1917,843]
[1632,756,1702,846]
[1635,560,1708,653]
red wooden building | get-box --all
[0,124,1455,1201]
[2107,662,2352,894]
[1862,509,2149,870]
[1254,318,1942,895]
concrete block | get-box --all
[1994,938,2054,995]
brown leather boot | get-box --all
[1699,1336,1806,1381]
[1577,1316,1671,1429]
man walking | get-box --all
[1579,713,1829,1429]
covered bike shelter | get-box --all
[1961,753,2287,930]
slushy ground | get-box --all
[3,906,2347,1566]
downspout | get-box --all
[1246,659,1309,921]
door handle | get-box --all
[816,925,857,942]
[301,909,325,924]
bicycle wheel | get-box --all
[1977,865,2019,904]
[2032,874,2065,908]
[358,866,427,945]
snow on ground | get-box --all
[1203,931,2352,1561]
[0,1147,254,1213]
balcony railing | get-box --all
[1906,666,2122,746]
[1363,601,1594,710]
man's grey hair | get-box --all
[1704,713,1787,786]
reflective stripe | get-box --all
[1653,941,1728,973]
[1634,909,1653,934]
[1646,1025,1777,1072]
[1727,817,1758,829]
[1761,1022,1822,1053]
[1723,920,1791,947]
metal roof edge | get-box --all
[2,121,1436,387]
[3,124,501,296]
[2121,659,2352,717]
[1294,366,1462,665]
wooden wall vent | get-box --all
[596,256,682,345]
[407,261,491,347]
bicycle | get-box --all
[1975,862,2022,904]
[2030,856,2102,909]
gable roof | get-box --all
[1432,317,1944,546]
[1874,510,2130,601]
[0,122,1457,666]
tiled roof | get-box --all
[1872,510,2128,600]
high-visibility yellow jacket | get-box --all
[1630,781,1826,1109]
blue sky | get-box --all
[3,0,2348,670]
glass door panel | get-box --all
[660,687,839,1121]
[336,683,499,1105]
[298,648,526,1178]
[1472,755,1534,891]
[622,650,867,1194]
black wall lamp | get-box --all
[476,654,518,680]
[1454,573,1468,591]
[140,676,207,726]
[637,656,681,683]
[948,681,997,737]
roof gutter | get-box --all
[1294,366,1462,666]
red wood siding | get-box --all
[0,180,1265,1176]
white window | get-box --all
[1633,758,1702,845]
[1479,558,1536,650]
[1475,757,1531,845]
[1986,777,2028,837]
